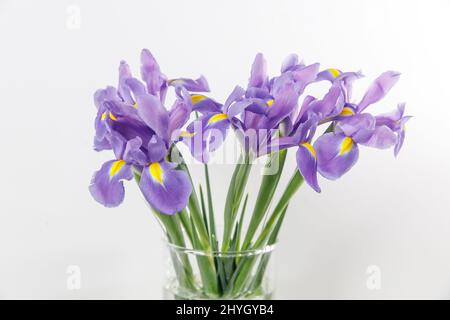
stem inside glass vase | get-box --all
[163,242,277,300]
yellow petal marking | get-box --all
[339,137,354,155]
[301,142,316,159]
[180,131,196,137]
[207,113,228,125]
[149,162,164,184]
[329,68,341,78]
[339,107,355,116]
[266,99,274,107]
[191,94,207,104]
[101,111,107,121]
[109,160,126,178]
[108,112,118,121]
[133,102,138,109]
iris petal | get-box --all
[139,161,192,215]
[315,132,359,180]
[358,71,400,112]
[89,160,133,207]
[297,144,321,193]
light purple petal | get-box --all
[249,53,267,88]
[291,63,320,92]
[316,68,343,82]
[93,135,111,152]
[147,135,168,163]
[338,113,376,143]
[358,71,401,112]
[89,160,133,207]
[226,100,253,119]
[168,99,191,140]
[190,94,222,114]
[266,81,299,127]
[361,125,397,149]
[124,77,147,101]
[135,93,169,141]
[169,75,210,92]
[139,161,192,215]
[315,132,359,180]
[302,85,343,121]
[297,144,321,192]
[140,48,167,96]
[394,129,405,157]
[118,60,134,104]
[224,86,245,110]
[281,54,299,73]
[123,136,147,165]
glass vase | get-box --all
[163,242,276,300]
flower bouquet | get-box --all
[89,49,410,299]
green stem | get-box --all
[241,149,287,251]
[133,169,196,290]
[253,170,304,248]
[204,164,217,248]
[228,170,304,296]
[222,153,252,251]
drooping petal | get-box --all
[357,71,401,112]
[361,125,397,149]
[89,159,133,207]
[316,68,343,82]
[249,53,267,88]
[182,113,230,163]
[181,120,209,163]
[139,161,192,215]
[135,93,169,141]
[297,143,321,192]
[204,113,231,152]
[315,132,359,180]
[189,94,222,114]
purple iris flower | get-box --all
[313,71,405,179]
[90,49,208,214]
[181,86,250,162]
[369,102,412,156]
[242,53,319,131]
[230,53,320,156]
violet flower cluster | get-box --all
[90,49,410,214]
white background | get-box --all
[1,0,450,299]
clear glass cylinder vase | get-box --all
[163,242,276,300]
